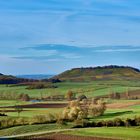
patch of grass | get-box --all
[0,108,63,117]
[0,123,72,136]
[89,108,140,121]
[65,127,140,140]
[0,81,140,99]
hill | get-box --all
[53,65,140,82]
[0,73,37,84]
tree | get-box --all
[77,94,87,101]
[62,100,88,121]
[66,90,75,101]
[19,93,30,101]
[15,105,23,117]
[89,99,106,117]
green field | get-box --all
[0,80,140,139]
[64,127,140,140]
[0,123,73,136]
[0,80,140,99]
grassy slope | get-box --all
[0,80,140,98]
[1,108,63,117]
[0,123,73,136]
[64,127,140,140]
[54,66,140,81]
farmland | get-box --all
[0,79,140,139]
[0,80,140,98]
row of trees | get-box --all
[73,117,140,128]
[1,114,140,129]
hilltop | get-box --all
[53,65,140,82]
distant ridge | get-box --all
[53,65,140,82]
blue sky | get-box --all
[0,0,140,75]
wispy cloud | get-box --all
[1,0,140,74]
[93,48,140,53]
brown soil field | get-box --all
[107,101,140,109]
[0,109,30,112]
[1,101,140,109]
[0,103,67,109]
[24,134,119,140]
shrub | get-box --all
[105,120,114,127]
[18,93,30,101]
[26,83,57,90]
[0,113,7,116]
[113,118,124,126]
[77,95,87,101]
[74,119,89,128]
[135,117,140,126]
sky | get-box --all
[0,0,140,75]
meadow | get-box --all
[64,127,140,140]
[0,80,140,99]
[0,80,140,139]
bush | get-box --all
[74,119,89,128]
[77,95,87,101]
[0,113,7,116]
[135,117,140,126]
[113,118,124,126]
[18,93,30,101]
[0,117,29,129]
[26,83,57,89]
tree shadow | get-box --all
[91,110,133,120]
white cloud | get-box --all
[93,48,140,52]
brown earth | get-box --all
[0,103,67,109]
[107,101,140,109]
[24,134,119,140]
[1,101,140,110]
[0,109,30,112]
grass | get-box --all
[0,80,140,138]
[0,80,140,99]
[0,123,73,136]
[91,109,140,121]
[64,127,140,140]
[0,108,63,117]
[0,100,30,107]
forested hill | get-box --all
[0,73,38,84]
[53,65,140,82]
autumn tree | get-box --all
[66,90,75,101]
